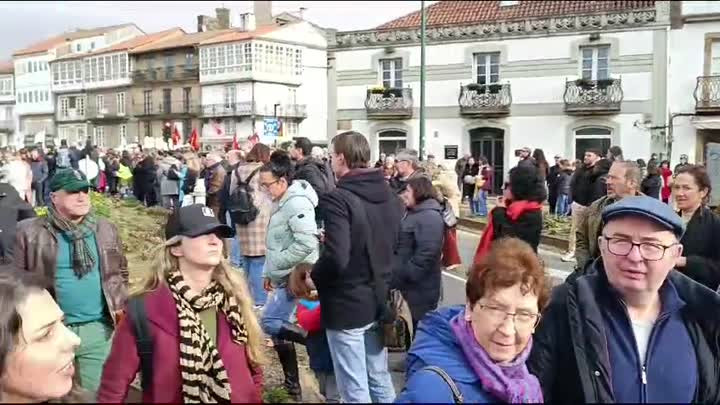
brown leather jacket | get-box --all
[14,216,129,326]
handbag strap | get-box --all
[422,366,464,404]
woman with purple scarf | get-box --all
[395,238,548,403]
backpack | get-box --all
[227,167,261,226]
[128,296,153,391]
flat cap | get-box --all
[49,168,92,192]
[602,196,685,238]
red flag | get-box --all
[172,125,181,146]
[232,133,239,150]
[248,132,259,146]
[189,128,200,151]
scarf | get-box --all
[47,204,97,278]
[450,310,543,403]
[473,201,542,265]
[166,270,249,403]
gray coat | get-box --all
[391,198,445,322]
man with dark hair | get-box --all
[607,145,624,162]
[562,148,603,262]
[290,137,334,200]
[548,155,562,214]
[0,169,35,270]
[311,131,402,403]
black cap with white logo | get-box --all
[165,204,235,240]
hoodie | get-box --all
[395,306,497,403]
[311,168,404,330]
[263,180,319,286]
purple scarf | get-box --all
[450,310,543,403]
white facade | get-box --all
[0,71,16,147]
[331,2,670,186]
[198,21,328,147]
[668,1,720,168]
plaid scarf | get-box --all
[47,205,97,278]
[166,270,249,403]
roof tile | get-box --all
[54,28,186,61]
[377,1,656,29]
[0,61,13,74]
[129,29,234,54]
[13,23,138,57]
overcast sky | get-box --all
[0,1,429,60]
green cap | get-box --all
[49,169,92,192]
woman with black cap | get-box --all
[98,204,265,403]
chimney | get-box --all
[197,15,208,32]
[254,1,273,27]
[238,12,257,32]
[216,8,230,29]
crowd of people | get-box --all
[1,133,720,404]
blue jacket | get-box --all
[395,306,498,403]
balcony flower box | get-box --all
[370,86,385,95]
[467,83,483,92]
[575,78,593,90]
[382,88,403,98]
[597,79,614,90]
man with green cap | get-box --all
[13,168,128,395]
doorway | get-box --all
[470,127,504,195]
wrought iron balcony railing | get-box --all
[132,101,201,116]
[458,83,512,116]
[564,78,623,114]
[694,76,720,113]
[132,67,199,83]
[56,110,86,122]
[365,87,413,119]
[86,105,128,119]
[254,104,308,119]
[201,102,255,117]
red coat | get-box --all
[661,167,673,201]
[97,285,263,403]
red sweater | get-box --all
[97,286,263,403]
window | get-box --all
[185,52,194,69]
[68,96,76,109]
[581,46,610,80]
[143,90,153,114]
[52,64,59,84]
[33,90,38,102]
[379,58,402,88]
[90,58,97,82]
[112,55,119,80]
[209,47,217,71]
[91,42,95,50]
[574,127,612,160]
[96,95,105,114]
[60,98,69,117]
[144,121,151,139]
[474,52,500,84]
[94,126,105,147]
[104,56,111,81]
[200,48,208,70]
[60,63,67,82]
[244,43,252,71]
[120,124,127,146]
[223,85,236,108]
[27,61,31,73]
[217,46,225,73]
[165,53,173,68]
[163,89,172,114]
[98,57,105,81]
[377,130,407,156]
[286,121,299,137]
[116,92,125,115]
[77,97,85,116]
[76,43,81,52]
[183,87,191,113]
[75,61,82,83]
[711,40,720,75]
[224,119,235,136]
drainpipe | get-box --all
[666,112,695,162]
[418,0,426,160]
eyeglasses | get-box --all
[478,303,540,330]
[260,180,279,189]
[601,235,678,261]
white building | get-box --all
[668,1,720,166]
[12,23,144,147]
[330,0,670,192]
[0,61,17,147]
[198,15,328,149]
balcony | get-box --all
[86,105,128,121]
[0,120,13,132]
[132,101,201,117]
[694,76,720,114]
[56,109,85,122]
[132,67,200,83]
[365,88,413,119]
[255,104,307,119]
[201,102,254,118]
[564,78,623,115]
[458,83,512,117]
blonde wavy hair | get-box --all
[131,237,265,366]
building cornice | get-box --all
[330,8,664,49]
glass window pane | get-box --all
[381,60,391,71]
[383,79,391,88]
[490,64,499,75]
[490,53,499,65]
[383,71,391,80]
[598,47,609,58]
[394,58,402,70]
[598,59,608,69]
[582,59,592,70]
[582,48,593,59]
[582,69,592,80]
[597,69,609,80]
[490,74,499,83]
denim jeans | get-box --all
[326,322,396,403]
[261,286,296,336]
[244,256,267,306]
[555,194,570,216]
[473,190,488,216]
[230,237,243,268]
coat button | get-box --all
[594,371,601,377]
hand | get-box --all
[263,278,274,292]
[317,230,326,244]
[675,256,687,268]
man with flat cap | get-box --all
[14,168,128,394]
[529,196,720,403]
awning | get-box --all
[691,116,720,130]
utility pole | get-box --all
[419,0,426,160]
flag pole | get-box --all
[419,0,426,160]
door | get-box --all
[470,127,504,195]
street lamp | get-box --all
[273,103,281,117]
